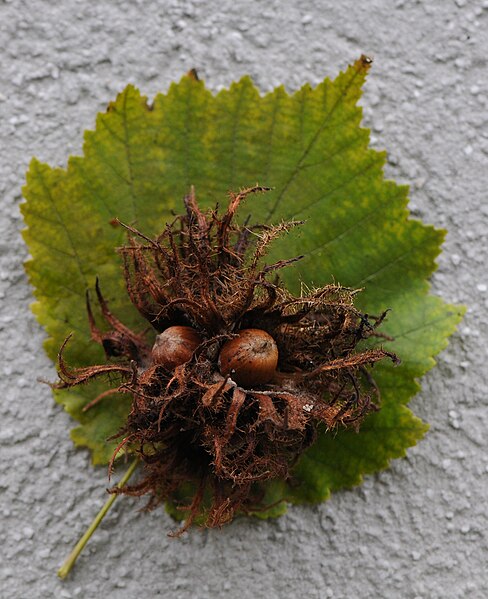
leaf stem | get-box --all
[57,458,139,579]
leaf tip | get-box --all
[105,83,148,114]
[356,54,374,73]
[186,68,200,81]
[24,156,45,185]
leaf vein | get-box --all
[293,157,380,218]
[266,65,365,221]
[34,163,87,286]
[121,90,138,221]
[303,189,406,258]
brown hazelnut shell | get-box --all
[152,326,202,370]
[218,328,279,388]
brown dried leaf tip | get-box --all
[55,185,399,533]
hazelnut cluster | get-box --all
[55,186,397,532]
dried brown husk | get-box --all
[55,186,398,533]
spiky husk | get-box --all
[55,186,398,533]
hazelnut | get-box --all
[218,329,279,388]
[152,326,202,370]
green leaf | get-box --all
[21,58,463,511]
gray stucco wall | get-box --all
[1,1,487,597]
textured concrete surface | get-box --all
[1,1,487,597]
